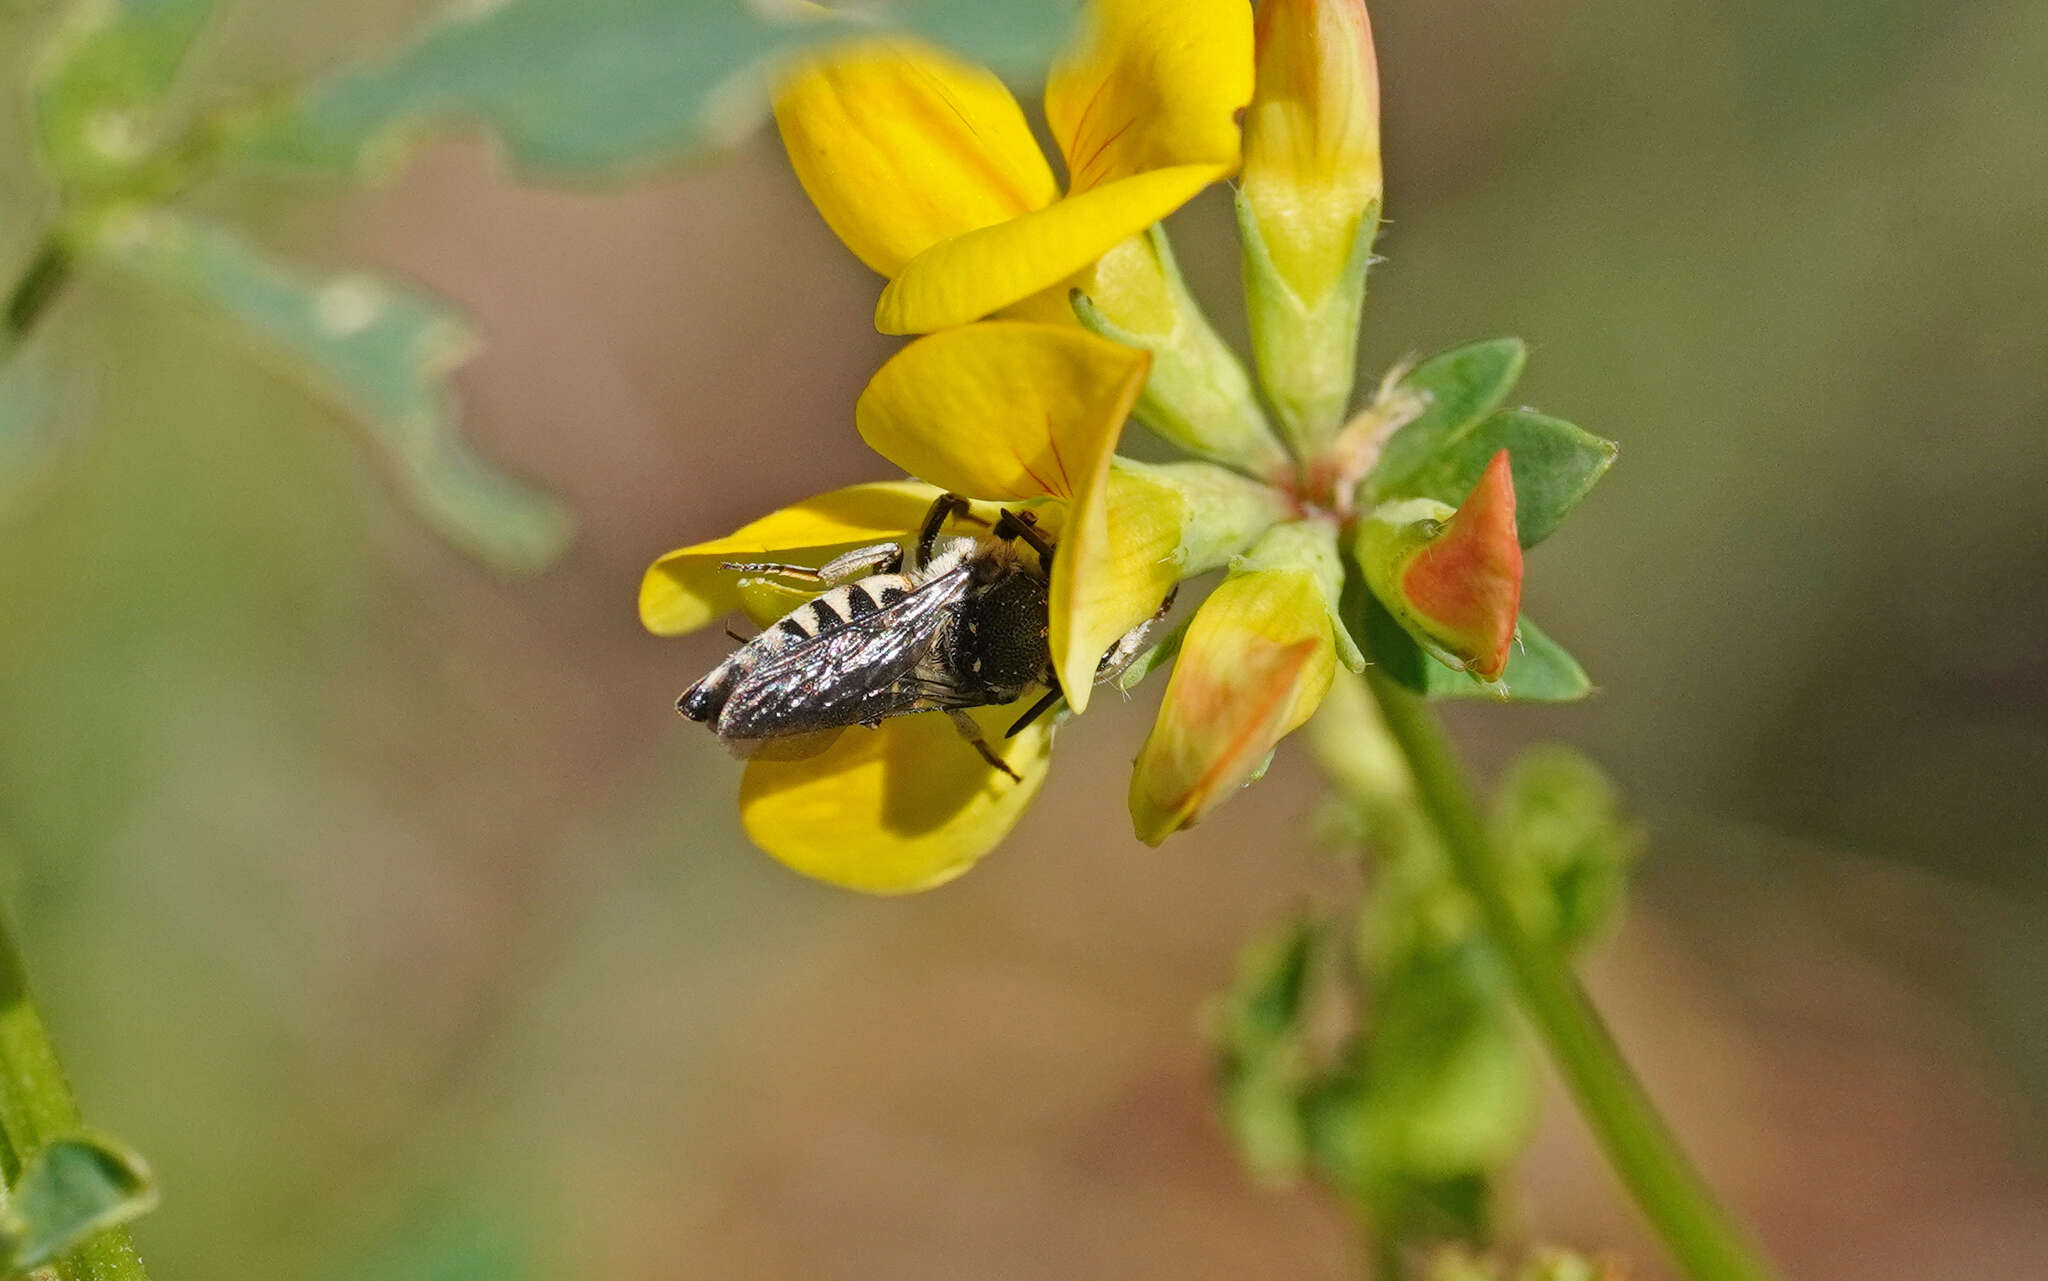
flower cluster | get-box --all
[642,0,1613,892]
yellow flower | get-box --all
[1128,521,1352,844]
[641,324,1207,890]
[773,0,1254,336]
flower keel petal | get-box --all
[875,164,1224,333]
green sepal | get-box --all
[91,208,574,573]
[1071,226,1289,476]
[31,0,214,192]
[1367,339,1526,500]
[1343,572,1593,703]
[1111,456,1293,575]
[1395,408,1617,548]
[1236,189,1380,458]
[1,1134,159,1272]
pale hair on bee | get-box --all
[678,493,1170,780]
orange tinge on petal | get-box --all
[1128,570,1337,844]
[1399,450,1523,679]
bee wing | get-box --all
[715,569,969,737]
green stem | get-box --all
[1360,669,1779,1281]
[0,915,149,1281]
[2,237,73,361]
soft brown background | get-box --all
[1,0,2045,1277]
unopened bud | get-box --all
[1355,451,1523,680]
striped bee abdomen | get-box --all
[679,571,922,727]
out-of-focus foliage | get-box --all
[96,209,572,572]
[1221,677,1636,1252]
[1,1135,157,1274]
[239,0,1076,179]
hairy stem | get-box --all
[1359,669,1779,1281]
[0,916,150,1281]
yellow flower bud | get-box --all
[1128,522,1351,844]
[1237,0,1384,455]
[1241,0,1383,300]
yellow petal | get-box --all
[855,322,1145,504]
[1044,0,1255,194]
[1128,569,1337,843]
[773,39,1059,277]
[638,481,941,636]
[874,163,1223,333]
[1049,467,1185,714]
[739,704,1053,893]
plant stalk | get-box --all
[1359,669,1779,1281]
[0,914,150,1281]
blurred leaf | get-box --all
[1306,942,1533,1242]
[235,0,1076,181]
[94,209,574,572]
[5,1135,158,1271]
[31,0,213,190]
[329,1205,529,1281]
[1368,339,1525,498]
[1398,409,1617,549]
[1492,746,1641,951]
[1210,916,1320,1185]
[1347,582,1592,703]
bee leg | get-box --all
[1092,585,1180,685]
[1006,687,1065,737]
[948,709,1023,782]
[992,508,1055,572]
[915,492,973,568]
[722,541,903,585]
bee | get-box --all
[679,493,1160,779]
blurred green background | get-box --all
[2,0,2045,1276]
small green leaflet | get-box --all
[32,0,215,191]
[96,209,573,572]
[236,0,1077,181]
[1367,338,1526,499]
[1396,408,1617,549]
[4,1135,158,1271]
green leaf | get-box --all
[1304,943,1533,1242]
[1492,746,1641,951]
[235,0,1077,181]
[1397,408,1617,548]
[1345,579,1593,703]
[1368,338,1525,498]
[94,209,573,572]
[32,0,214,190]
[6,1135,158,1271]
